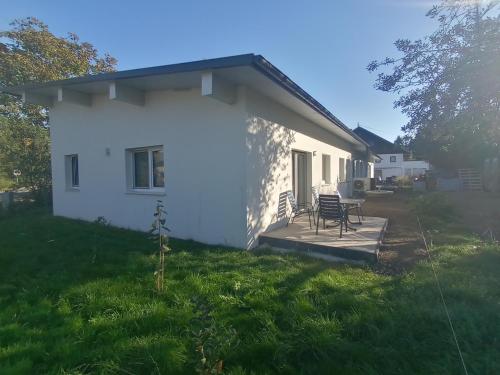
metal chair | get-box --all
[312,186,320,224]
[315,194,346,238]
[336,189,364,223]
[286,190,313,229]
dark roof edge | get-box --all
[250,55,370,148]
[3,53,369,149]
[353,126,404,153]
[4,53,256,93]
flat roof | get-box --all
[2,54,371,150]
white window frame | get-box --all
[127,146,165,194]
[65,154,80,191]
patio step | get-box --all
[258,234,379,263]
[258,216,387,264]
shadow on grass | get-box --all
[1,212,500,374]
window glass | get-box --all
[322,154,331,184]
[71,155,79,187]
[339,158,345,181]
[390,156,397,163]
[152,150,165,187]
[134,151,149,188]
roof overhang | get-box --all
[1,54,370,151]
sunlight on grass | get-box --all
[0,208,499,374]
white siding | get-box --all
[244,88,353,248]
[50,88,248,248]
[374,153,430,179]
[50,86,359,250]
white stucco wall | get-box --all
[50,88,248,248]
[244,88,354,248]
[50,85,360,250]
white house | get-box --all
[3,54,376,249]
[353,126,430,180]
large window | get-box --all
[322,154,331,184]
[65,154,79,190]
[128,146,164,191]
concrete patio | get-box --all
[258,215,388,263]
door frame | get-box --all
[292,150,312,207]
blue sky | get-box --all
[1,0,438,141]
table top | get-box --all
[339,198,366,204]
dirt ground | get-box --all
[362,193,427,274]
[446,191,500,240]
[362,191,500,274]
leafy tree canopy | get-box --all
[0,117,51,198]
[369,1,500,169]
[0,17,117,195]
[0,17,117,126]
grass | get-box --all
[0,173,13,191]
[0,199,499,374]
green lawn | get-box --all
[0,200,499,374]
[0,173,13,191]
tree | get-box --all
[0,117,51,200]
[0,17,117,127]
[368,1,500,169]
[0,17,117,195]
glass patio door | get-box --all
[292,151,308,207]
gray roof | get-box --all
[352,126,403,154]
[2,53,370,149]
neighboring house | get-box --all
[2,54,376,249]
[353,126,431,180]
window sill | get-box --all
[65,187,80,192]
[126,189,166,196]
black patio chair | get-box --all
[315,194,346,238]
[335,190,364,224]
[286,191,313,229]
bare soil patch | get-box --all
[446,191,500,241]
[362,193,426,274]
[363,191,500,274]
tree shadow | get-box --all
[2,210,500,374]
[246,116,295,249]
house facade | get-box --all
[4,54,375,249]
[353,126,430,180]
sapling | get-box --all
[150,200,171,292]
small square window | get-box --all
[390,156,397,163]
[65,154,79,190]
[127,146,165,193]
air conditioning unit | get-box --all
[353,178,370,192]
